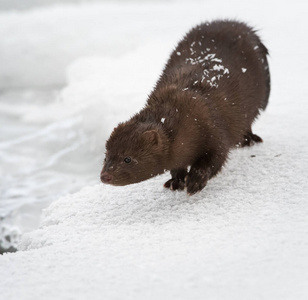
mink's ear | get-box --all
[142,130,161,146]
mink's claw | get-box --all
[164,178,185,190]
[185,168,210,195]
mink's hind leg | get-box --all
[241,131,263,147]
[164,168,187,191]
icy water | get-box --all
[0,89,101,252]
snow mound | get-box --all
[1,139,308,299]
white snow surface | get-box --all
[1,0,308,299]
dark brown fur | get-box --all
[101,20,270,195]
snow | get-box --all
[2,140,308,299]
[1,0,308,299]
[213,64,225,71]
[185,48,229,88]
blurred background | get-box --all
[0,0,124,10]
[0,0,187,253]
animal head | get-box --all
[100,121,168,186]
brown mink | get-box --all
[100,20,270,195]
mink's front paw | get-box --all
[164,178,185,190]
[164,168,187,191]
[185,168,210,195]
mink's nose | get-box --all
[100,172,113,184]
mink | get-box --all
[100,20,270,195]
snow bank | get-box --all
[1,0,308,299]
[1,140,308,299]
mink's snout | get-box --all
[100,171,113,184]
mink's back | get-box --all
[158,20,270,107]
[152,20,270,147]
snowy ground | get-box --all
[1,0,308,299]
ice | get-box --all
[0,224,20,254]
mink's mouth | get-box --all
[100,169,133,186]
[100,171,113,184]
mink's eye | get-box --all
[124,157,131,164]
